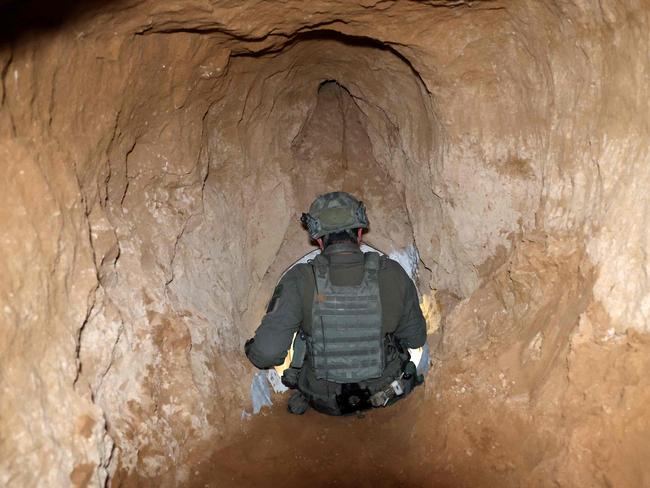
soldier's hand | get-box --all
[281,367,300,389]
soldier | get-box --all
[245,191,427,415]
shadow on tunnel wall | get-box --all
[0,0,126,45]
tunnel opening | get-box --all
[2,1,650,487]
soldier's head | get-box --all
[301,191,368,250]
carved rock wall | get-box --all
[0,1,649,486]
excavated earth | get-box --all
[1,1,650,487]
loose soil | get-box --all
[190,390,456,488]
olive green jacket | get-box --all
[246,242,427,403]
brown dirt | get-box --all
[111,233,650,488]
[173,233,650,488]
[189,390,460,488]
[3,2,650,485]
[178,332,650,488]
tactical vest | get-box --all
[307,252,384,384]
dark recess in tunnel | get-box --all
[0,0,127,44]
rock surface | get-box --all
[0,0,649,486]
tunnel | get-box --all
[1,1,649,487]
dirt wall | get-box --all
[1,1,649,486]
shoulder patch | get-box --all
[266,284,283,313]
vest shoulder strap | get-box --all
[311,253,328,279]
[364,251,381,272]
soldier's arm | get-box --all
[393,267,427,349]
[245,266,304,369]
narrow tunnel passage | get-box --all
[1,2,650,487]
[290,80,414,248]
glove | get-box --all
[281,367,300,389]
[244,338,255,355]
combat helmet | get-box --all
[301,191,369,240]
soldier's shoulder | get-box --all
[379,255,411,279]
[379,254,405,270]
[281,261,312,283]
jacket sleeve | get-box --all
[245,266,304,369]
[393,269,427,349]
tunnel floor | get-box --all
[188,390,446,488]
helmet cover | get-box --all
[301,191,369,239]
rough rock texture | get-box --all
[1,0,649,486]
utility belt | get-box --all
[333,360,422,414]
[281,330,423,415]
[369,361,422,407]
